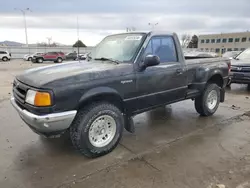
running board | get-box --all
[186,89,200,99]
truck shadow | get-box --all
[226,84,250,94]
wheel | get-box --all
[37,58,43,63]
[70,102,124,158]
[57,57,63,63]
[2,57,8,61]
[247,84,250,91]
[195,83,220,116]
[28,57,32,61]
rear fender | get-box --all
[195,68,223,83]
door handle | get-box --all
[176,69,183,75]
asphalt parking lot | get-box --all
[1,60,250,188]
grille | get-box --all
[231,66,250,72]
[13,79,29,104]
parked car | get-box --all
[65,52,78,60]
[222,51,241,59]
[32,52,66,63]
[78,52,91,60]
[0,51,11,61]
[23,52,44,61]
[11,31,230,158]
[228,48,250,88]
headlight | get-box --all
[25,90,52,106]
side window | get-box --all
[48,52,57,55]
[144,36,178,63]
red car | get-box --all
[32,52,66,63]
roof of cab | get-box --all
[108,31,176,36]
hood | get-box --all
[231,59,250,66]
[16,61,132,88]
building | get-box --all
[198,31,250,54]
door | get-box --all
[66,53,73,60]
[135,35,187,111]
[45,52,57,60]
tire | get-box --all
[37,58,43,63]
[2,57,8,61]
[247,84,250,91]
[57,57,63,63]
[70,102,124,158]
[195,83,220,116]
[28,57,32,61]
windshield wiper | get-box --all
[94,57,120,64]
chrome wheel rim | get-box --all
[206,90,218,110]
[88,115,116,148]
[38,59,42,63]
[58,58,62,62]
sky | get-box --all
[0,0,250,46]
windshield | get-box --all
[235,48,250,60]
[91,33,145,62]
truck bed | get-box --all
[186,57,229,85]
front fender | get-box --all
[79,87,123,105]
[78,87,134,133]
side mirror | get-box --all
[141,55,160,69]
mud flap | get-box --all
[220,88,225,102]
[124,115,135,133]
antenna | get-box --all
[76,16,80,62]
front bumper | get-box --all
[11,97,77,136]
[229,72,250,84]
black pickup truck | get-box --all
[11,32,230,158]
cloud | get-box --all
[0,0,249,45]
[2,0,250,16]
[1,13,249,33]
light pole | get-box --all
[46,37,52,46]
[77,16,80,57]
[148,22,158,30]
[15,8,31,47]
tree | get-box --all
[181,34,191,48]
[187,35,198,48]
[73,40,86,47]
